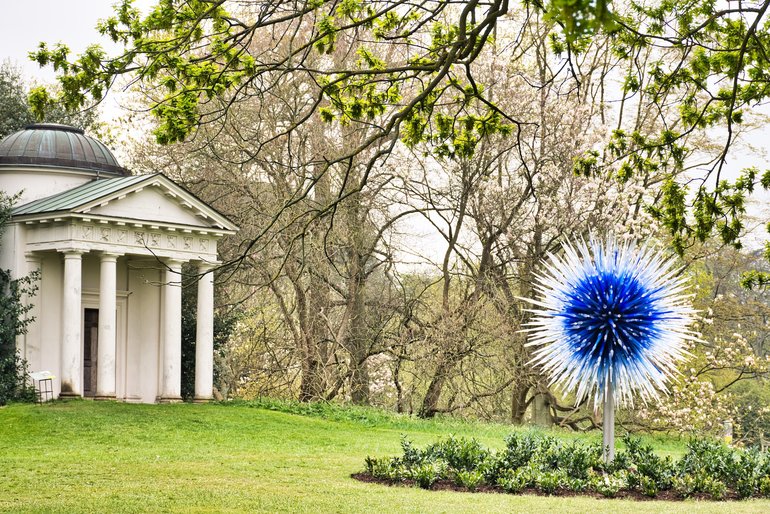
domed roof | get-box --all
[0,123,127,175]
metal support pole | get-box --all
[602,385,615,464]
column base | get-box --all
[94,395,116,401]
[58,392,82,400]
[193,396,213,403]
[157,396,183,404]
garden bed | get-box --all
[352,472,739,501]
[357,433,770,501]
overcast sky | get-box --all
[0,1,154,83]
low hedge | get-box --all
[362,433,770,500]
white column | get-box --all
[60,250,83,398]
[194,264,215,402]
[160,259,183,402]
[96,253,119,400]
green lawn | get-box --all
[1,400,767,513]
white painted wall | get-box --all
[0,167,118,205]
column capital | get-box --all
[60,249,85,258]
[99,252,122,262]
[163,257,186,269]
[195,260,219,273]
[24,251,41,263]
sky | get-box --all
[0,1,155,161]
[0,1,153,83]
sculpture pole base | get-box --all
[602,386,615,464]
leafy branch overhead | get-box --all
[29,0,528,154]
[27,0,770,277]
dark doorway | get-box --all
[83,308,99,397]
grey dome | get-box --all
[0,124,128,175]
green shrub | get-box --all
[433,436,488,472]
[622,435,674,490]
[497,469,529,494]
[735,449,763,490]
[410,462,443,489]
[536,470,563,495]
[606,449,631,474]
[454,469,483,491]
[679,439,736,484]
[736,477,757,500]
[565,476,588,492]
[592,473,624,498]
[0,350,36,405]
[759,476,770,497]
[366,456,403,481]
[477,453,506,484]
[640,475,658,497]
[673,474,696,498]
[626,468,640,490]
[704,476,727,501]
[400,437,424,466]
[0,261,39,406]
[500,433,536,470]
[555,441,602,479]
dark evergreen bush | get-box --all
[0,193,39,406]
[0,349,36,405]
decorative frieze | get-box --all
[25,219,219,258]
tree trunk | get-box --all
[295,283,324,402]
[510,382,530,424]
[530,392,553,427]
[347,255,370,405]
[419,359,452,418]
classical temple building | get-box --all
[0,124,237,403]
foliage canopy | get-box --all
[28,1,770,281]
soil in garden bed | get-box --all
[351,473,740,502]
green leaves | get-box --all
[27,87,51,122]
[643,168,759,256]
[544,0,618,43]
[29,0,255,144]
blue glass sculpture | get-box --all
[522,237,696,461]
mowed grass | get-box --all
[1,400,768,513]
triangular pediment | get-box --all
[86,185,214,228]
[78,174,237,232]
[13,173,237,233]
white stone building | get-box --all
[0,124,237,403]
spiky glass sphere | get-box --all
[523,237,696,407]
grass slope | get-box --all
[0,400,767,513]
